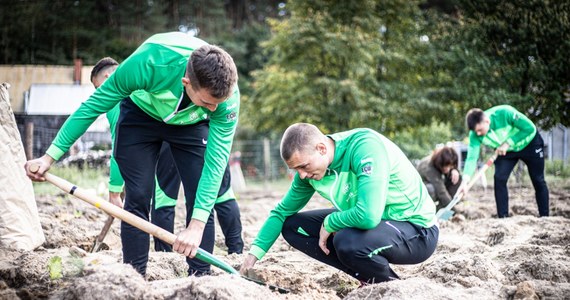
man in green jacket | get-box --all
[89,57,124,207]
[91,57,243,255]
[240,123,439,284]
[25,32,240,276]
[463,105,549,218]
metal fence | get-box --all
[540,126,569,164]
[17,122,568,183]
[17,121,112,161]
[231,139,289,182]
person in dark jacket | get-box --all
[416,146,462,210]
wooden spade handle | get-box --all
[464,153,498,193]
[30,163,178,244]
[28,164,239,275]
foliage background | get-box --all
[1,0,568,159]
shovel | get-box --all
[29,164,289,293]
[90,215,114,252]
[436,153,498,221]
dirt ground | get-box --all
[1,177,569,300]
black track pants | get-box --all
[282,209,439,283]
[151,142,182,253]
[494,134,549,217]
[115,97,214,276]
[149,143,242,255]
[214,199,244,254]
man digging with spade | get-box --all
[463,105,549,218]
[25,32,240,277]
[90,57,244,255]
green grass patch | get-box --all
[545,159,570,178]
[48,256,63,280]
[33,166,108,197]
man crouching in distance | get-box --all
[240,123,439,284]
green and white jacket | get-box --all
[463,105,536,177]
[46,32,240,222]
[249,128,436,260]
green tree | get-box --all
[245,0,448,136]
[211,24,271,101]
[370,0,450,133]
[246,0,387,134]
[425,0,570,130]
[0,0,168,64]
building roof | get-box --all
[25,83,95,115]
[25,83,109,132]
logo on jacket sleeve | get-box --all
[360,158,373,175]
[226,111,237,122]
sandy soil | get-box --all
[0,178,569,300]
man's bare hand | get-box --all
[495,143,510,156]
[240,254,259,276]
[108,192,123,208]
[318,224,332,255]
[173,219,205,258]
[24,154,55,181]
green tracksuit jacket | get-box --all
[106,104,235,209]
[46,32,240,222]
[249,128,436,260]
[463,105,536,177]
